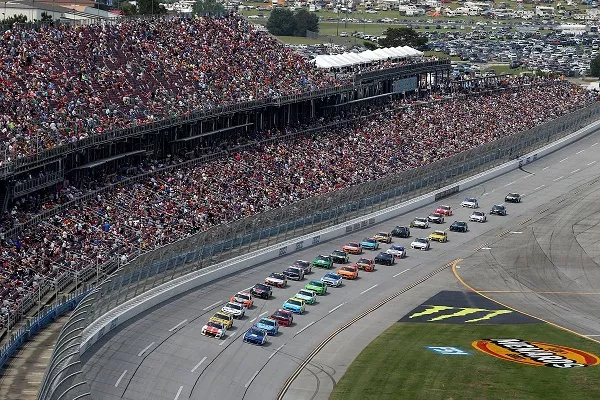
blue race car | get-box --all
[283,297,306,314]
[243,327,267,345]
[360,237,380,250]
[321,272,343,287]
[254,317,280,336]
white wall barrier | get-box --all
[80,118,600,352]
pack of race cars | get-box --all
[200,192,521,345]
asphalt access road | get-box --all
[80,130,600,400]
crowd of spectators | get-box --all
[0,80,595,326]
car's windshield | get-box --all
[417,238,428,243]
[364,238,376,243]
[415,218,427,222]
[310,280,323,286]
[377,232,387,236]
[347,242,358,247]
[272,311,285,318]
[391,245,404,250]
[442,206,450,210]
[289,299,301,306]
[325,273,340,279]
[473,212,483,216]
[237,294,250,300]
[259,319,275,326]
[316,255,328,261]
[466,198,476,202]
[342,267,355,272]
[298,290,312,296]
[357,258,370,264]
[215,313,229,320]
[332,251,345,256]
[271,273,284,279]
[227,303,242,310]
[254,284,268,290]
[294,260,308,267]
[249,328,262,335]
[207,322,221,328]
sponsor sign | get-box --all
[425,346,472,355]
[472,339,600,368]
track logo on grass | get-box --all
[472,339,600,368]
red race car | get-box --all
[435,205,453,216]
[355,258,375,272]
[270,308,294,327]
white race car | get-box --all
[461,198,479,208]
[221,301,246,319]
[469,211,487,223]
[411,217,429,229]
[386,245,407,258]
[411,238,431,251]
[265,272,287,288]
[201,321,226,339]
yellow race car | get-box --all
[428,230,448,243]
[372,231,393,244]
[209,311,234,329]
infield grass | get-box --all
[330,322,600,400]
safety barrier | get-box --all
[36,102,600,400]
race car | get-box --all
[243,327,267,346]
[361,237,380,250]
[311,255,334,269]
[411,237,431,251]
[410,217,429,229]
[330,250,350,264]
[209,312,234,329]
[342,241,363,255]
[449,221,468,233]
[428,230,448,243]
[435,205,453,216]
[374,252,395,266]
[355,258,375,272]
[427,212,445,224]
[469,211,487,223]
[292,260,312,275]
[391,226,410,238]
[283,266,304,281]
[283,297,306,314]
[250,283,272,299]
[295,289,317,304]
[490,204,507,216]
[305,279,328,295]
[461,198,479,208]
[372,232,393,244]
[270,309,293,327]
[265,272,287,288]
[201,321,226,339]
[321,272,343,287]
[505,193,522,203]
[337,265,359,280]
[230,291,254,308]
[221,301,246,319]
[386,245,406,258]
[254,317,279,336]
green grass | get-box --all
[331,322,600,400]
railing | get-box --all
[0,60,451,178]
[35,102,600,400]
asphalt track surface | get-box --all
[81,130,600,400]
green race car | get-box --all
[311,255,334,269]
[305,280,327,295]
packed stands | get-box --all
[0,79,594,326]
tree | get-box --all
[591,54,600,78]
[119,1,137,15]
[137,0,166,15]
[363,41,378,50]
[378,27,428,50]
[293,8,318,36]
[193,0,225,16]
[266,8,297,36]
[3,14,27,25]
[40,12,54,24]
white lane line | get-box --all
[393,268,410,278]
[329,302,346,313]
[137,342,155,357]
[543,166,550,170]
[169,319,188,332]
[249,317,257,323]
[571,169,581,174]
[482,192,489,196]
[480,247,492,250]
[361,284,378,295]
[190,357,207,373]
[553,176,563,182]
[533,185,546,191]
[588,161,597,166]
[269,344,286,360]
[245,371,260,388]
[174,385,183,400]
[559,157,569,163]
[522,174,534,179]
[587,334,600,337]
[576,150,585,154]
[504,181,516,187]
[258,311,268,317]
[202,301,222,311]
[592,142,599,147]
[115,370,127,387]
[295,321,316,336]
[510,231,523,234]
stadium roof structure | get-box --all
[312,46,424,69]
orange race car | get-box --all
[337,265,359,280]
[342,241,363,255]
[230,291,254,308]
[354,257,375,272]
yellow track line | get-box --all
[452,261,600,345]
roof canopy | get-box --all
[313,46,423,69]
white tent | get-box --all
[312,45,424,69]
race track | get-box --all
[81,130,600,400]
